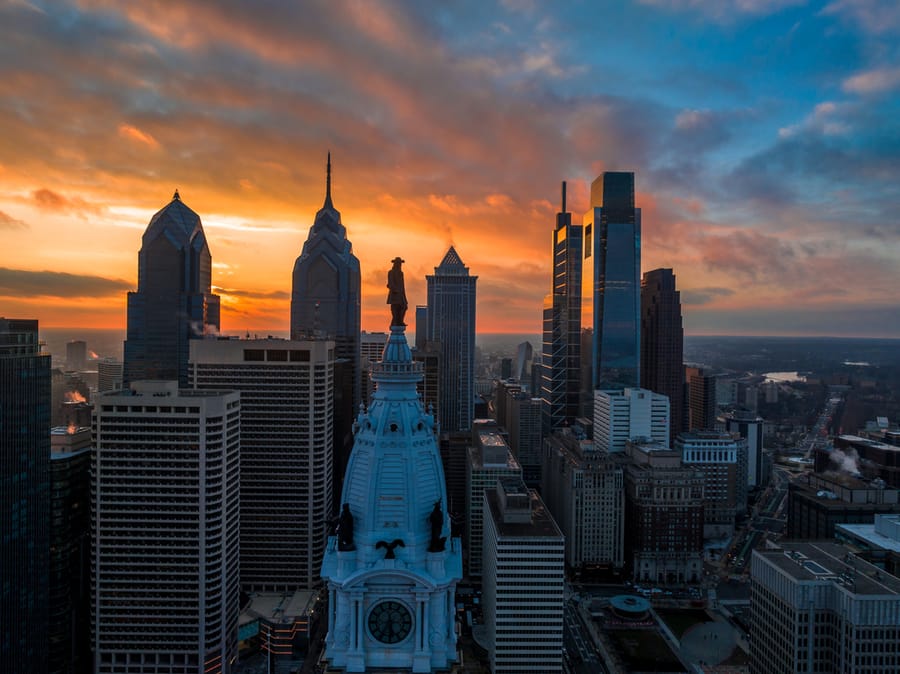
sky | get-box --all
[1,0,898,337]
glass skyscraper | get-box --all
[1,318,50,672]
[291,153,361,410]
[541,181,582,435]
[426,246,477,433]
[123,190,220,386]
[581,172,641,402]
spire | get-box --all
[323,151,333,209]
[173,188,180,201]
[561,181,567,213]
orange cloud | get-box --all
[118,123,160,148]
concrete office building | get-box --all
[750,542,900,674]
[686,366,717,430]
[93,382,240,674]
[190,337,334,591]
[466,426,523,577]
[97,358,123,393]
[787,472,900,541]
[677,431,747,538]
[542,430,625,575]
[623,440,705,584]
[482,479,565,674]
[722,408,765,489]
[595,387,670,454]
[507,393,543,486]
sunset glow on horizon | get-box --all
[1,1,899,337]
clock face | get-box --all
[367,600,413,644]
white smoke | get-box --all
[829,447,860,475]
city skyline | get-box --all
[1,1,899,337]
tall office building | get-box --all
[541,181,583,435]
[594,387,670,454]
[291,154,361,410]
[66,339,87,371]
[482,479,565,674]
[360,331,388,406]
[190,338,334,591]
[466,427,523,577]
[581,172,641,397]
[623,440,704,584]
[426,246,477,433]
[93,382,240,674]
[97,358,123,393]
[1,318,50,672]
[321,322,461,673]
[677,430,747,538]
[542,430,625,575]
[640,268,684,446]
[686,366,717,430]
[49,426,91,674]
[123,191,220,386]
[721,409,765,489]
[750,542,900,674]
[507,393,543,486]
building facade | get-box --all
[542,431,625,574]
[291,153,361,411]
[750,542,900,674]
[466,428,523,577]
[320,325,461,673]
[594,387,670,454]
[541,182,583,435]
[640,268,684,447]
[425,246,477,433]
[123,191,220,386]
[787,472,900,541]
[722,408,765,489]
[1,318,50,673]
[581,172,641,397]
[678,431,747,538]
[623,441,704,583]
[190,337,334,591]
[507,393,543,486]
[686,366,717,430]
[482,480,565,674]
[93,382,240,674]
[49,426,92,674]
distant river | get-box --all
[763,371,807,383]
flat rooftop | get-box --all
[759,541,900,596]
[484,489,562,539]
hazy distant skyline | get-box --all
[1,1,898,337]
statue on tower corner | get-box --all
[386,257,408,327]
[337,503,355,551]
[428,500,447,553]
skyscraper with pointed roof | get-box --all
[124,191,220,387]
[541,181,582,435]
[291,154,361,409]
[425,246,477,433]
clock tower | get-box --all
[321,263,462,673]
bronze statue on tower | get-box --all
[386,257,408,327]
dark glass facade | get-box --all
[49,428,91,674]
[541,182,583,435]
[123,191,220,386]
[1,318,50,673]
[641,268,685,447]
[426,246,477,433]
[581,172,641,398]
[290,155,361,412]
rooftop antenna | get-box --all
[561,180,567,213]
[324,152,333,208]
